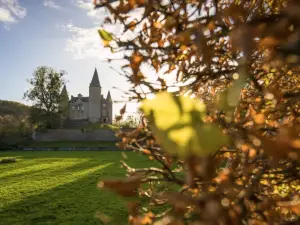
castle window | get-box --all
[102,103,106,108]
[75,104,84,112]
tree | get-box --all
[113,114,141,128]
[94,0,300,224]
[0,114,31,149]
[24,66,65,128]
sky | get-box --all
[0,0,138,117]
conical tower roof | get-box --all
[60,85,67,95]
[107,91,111,99]
[60,85,69,100]
[90,68,101,87]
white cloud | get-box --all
[61,0,146,60]
[75,0,93,10]
[0,0,26,28]
[0,7,14,22]
[61,23,121,60]
[60,0,123,60]
[44,0,61,9]
[73,0,107,22]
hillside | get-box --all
[0,100,31,117]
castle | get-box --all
[60,68,113,125]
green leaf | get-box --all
[98,29,113,46]
[140,92,228,158]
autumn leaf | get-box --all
[157,77,166,88]
[277,198,300,216]
[164,16,176,30]
[259,36,280,49]
[140,92,228,158]
[98,176,142,197]
[120,104,127,115]
[98,29,113,46]
[141,148,151,155]
[128,20,137,31]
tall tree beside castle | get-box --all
[24,66,65,128]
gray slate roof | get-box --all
[90,68,101,87]
[69,96,89,103]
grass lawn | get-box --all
[0,151,153,225]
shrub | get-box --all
[113,115,140,129]
[83,123,119,131]
[0,157,17,164]
[95,0,300,224]
[0,115,31,150]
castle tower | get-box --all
[59,85,69,127]
[60,85,69,115]
[106,91,113,124]
[89,68,101,122]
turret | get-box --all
[89,68,102,122]
[106,91,113,124]
[59,85,69,127]
[60,85,69,115]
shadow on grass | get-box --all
[0,162,130,225]
[0,158,60,174]
[0,159,100,181]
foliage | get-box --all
[0,151,154,225]
[94,0,300,224]
[24,66,65,129]
[0,157,16,164]
[0,115,31,150]
[0,100,30,117]
[113,114,140,129]
[84,122,119,131]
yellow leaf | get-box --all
[98,29,114,46]
[140,92,228,158]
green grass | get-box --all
[83,123,119,131]
[0,151,153,225]
[26,141,116,148]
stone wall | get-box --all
[35,129,118,142]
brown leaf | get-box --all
[141,148,152,155]
[127,201,139,217]
[120,104,127,115]
[277,198,300,215]
[258,127,294,161]
[164,16,176,30]
[253,114,265,125]
[259,37,280,48]
[157,77,166,88]
[289,139,300,148]
[165,63,176,74]
[128,20,137,31]
[115,115,123,121]
[98,176,142,197]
